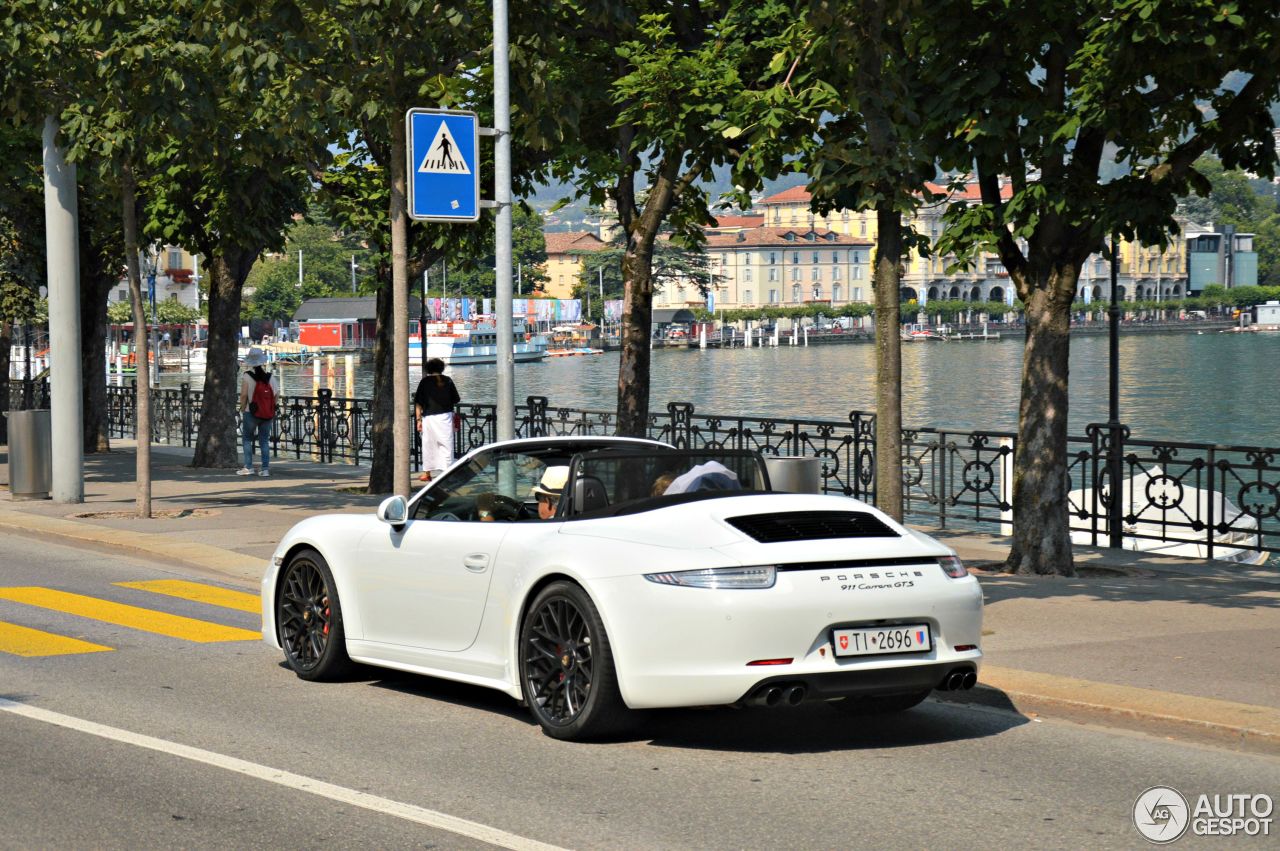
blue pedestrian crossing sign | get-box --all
[406,108,480,223]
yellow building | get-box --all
[758,183,1190,303]
[653,227,874,310]
[542,232,606,299]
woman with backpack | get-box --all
[413,357,461,483]
[237,347,280,477]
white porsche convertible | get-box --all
[262,437,984,740]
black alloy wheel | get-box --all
[277,549,352,681]
[519,581,628,740]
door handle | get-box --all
[463,553,490,572]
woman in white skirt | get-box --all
[413,357,461,482]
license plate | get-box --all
[831,624,931,657]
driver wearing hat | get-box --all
[531,466,569,520]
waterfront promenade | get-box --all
[2,440,1277,753]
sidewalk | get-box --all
[3,442,1279,751]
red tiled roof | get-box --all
[544,231,606,255]
[704,227,873,248]
[708,213,765,229]
[760,181,1015,207]
[758,185,812,205]
[923,181,1014,202]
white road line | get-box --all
[0,697,569,851]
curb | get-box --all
[0,508,264,581]
[939,665,1280,752]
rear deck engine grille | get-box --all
[726,511,899,543]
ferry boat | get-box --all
[410,321,547,366]
[545,323,604,357]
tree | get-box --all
[925,0,1280,575]
[438,204,551,297]
[1178,156,1264,227]
[573,235,715,323]
[534,1,797,436]
[741,0,937,522]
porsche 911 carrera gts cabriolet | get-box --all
[262,437,983,740]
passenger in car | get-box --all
[531,466,569,520]
[662,461,741,495]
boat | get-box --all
[1068,467,1268,565]
[545,323,605,357]
[410,320,547,366]
[901,324,944,342]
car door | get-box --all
[353,449,542,653]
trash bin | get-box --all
[764,455,822,494]
[7,409,52,500]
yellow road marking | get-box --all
[115,580,261,614]
[0,588,260,643]
[0,622,113,657]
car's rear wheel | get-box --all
[277,548,353,681]
[830,690,932,715]
[519,581,629,740]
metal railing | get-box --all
[7,379,1276,560]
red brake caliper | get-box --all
[322,596,330,636]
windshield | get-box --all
[564,449,770,517]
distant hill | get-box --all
[529,166,809,232]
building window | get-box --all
[813,284,823,300]
[743,289,753,304]
[744,267,752,281]
[860,220,867,235]
[842,210,850,221]
[812,267,821,281]
[851,250,863,264]
[791,267,801,281]
[768,252,777,265]
[833,284,842,302]
[853,266,863,280]
[833,266,841,281]
[768,268,778,282]
[792,251,799,264]
[812,251,820,263]
[769,289,779,303]
[852,287,863,301]
[116,289,127,301]
[791,284,801,302]
[831,251,838,263]
[168,248,182,269]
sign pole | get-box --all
[494,0,514,442]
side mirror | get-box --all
[376,495,408,526]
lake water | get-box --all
[162,331,1280,448]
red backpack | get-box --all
[249,373,276,420]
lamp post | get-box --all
[1107,233,1124,549]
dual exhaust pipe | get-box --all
[745,683,807,707]
[937,668,977,691]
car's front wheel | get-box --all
[830,690,932,715]
[519,581,629,740]
[277,548,353,681]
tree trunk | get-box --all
[1005,265,1077,576]
[367,281,394,494]
[121,162,152,518]
[192,252,251,468]
[615,229,659,438]
[873,204,903,521]
[389,106,411,498]
[79,241,113,453]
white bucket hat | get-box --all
[243,347,268,368]
[531,465,569,498]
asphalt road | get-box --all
[1,533,1277,850]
